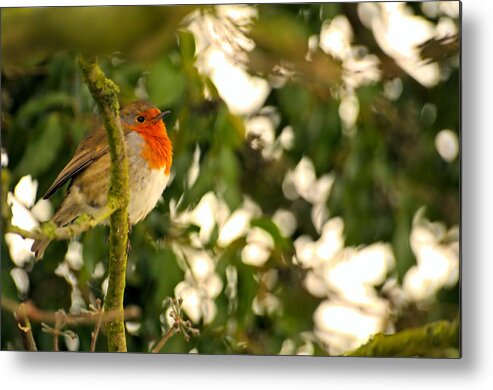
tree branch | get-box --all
[344,318,460,357]
[15,303,38,351]
[2,162,120,245]
[2,297,141,326]
[78,55,130,352]
[5,203,119,242]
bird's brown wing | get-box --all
[43,126,110,199]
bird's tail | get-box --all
[31,196,80,260]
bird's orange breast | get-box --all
[127,122,172,174]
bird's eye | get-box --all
[136,116,145,123]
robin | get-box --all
[31,100,173,259]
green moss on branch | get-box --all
[2,166,121,242]
[344,318,460,357]
[78,55,129,352]
[6,203,119,242]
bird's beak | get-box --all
[153,110,172,122]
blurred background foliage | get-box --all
[1,2,460,356]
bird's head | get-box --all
[120,100,171,135]
[120,100,173,172]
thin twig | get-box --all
[41,310,66,351]
[54,310,64,351]
[151,297,200,353]
[15,303,37,351]
[41,311,82,352]
[151,325,179,353]
[1,297,140,326]
[90,299,104,352]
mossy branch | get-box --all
[5,202,119,242]
[2,166,120,243]
[78,55,130,352]
[344,318,460,357]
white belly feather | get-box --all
[126,132,170,224]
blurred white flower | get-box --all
[294,235,319,268]
[14,175,38,208]
[173,191,231,244]
[217,197,262,247]
[65,241,84,271]
[5,232,34,268]
[252,293,281,316]
[55,255,87,314]
[435,129,459,162]
[296,340,315,356]
[70,287,86,314]
[279,339,296,355]
[92,262,105,279]
[326,243,395,287]
[175,249,223,324]
[64,332,80,352]
[188,5,269,116]
[30,199,52,222]
[320,15,353,59]
[383,78,403,101]
[403,208,459,304]
[304,270,328,298]
[314,300,387,355]
[175,279,219,324]
[358,3,380,29]
[287,157,317,201]
[10,267,29,296]
[339,94,360,129]
[245,115,276,159]
[371,3,440,87]
[272,208,297,237]
[1,147,9,167]
[5,175,54,267]
[435,17,458,39]
[186,249,215,281]
[439,1,460,18]
[283,157,335,206]
[279,126,295,150]
[126,322,142,335]
[315,217,345,262]
[101,277,109,296]
[241,227,274,267]
[187,145,201,188]
[294,214,397,354]
[241,243,271,267]
[217,209,251,247]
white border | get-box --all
[2,0,492,389]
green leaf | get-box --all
[12,93,74,131]
[14,112,64,178]
[213,107,245,149]
[178,29,196,65]
[147,57,185,108]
